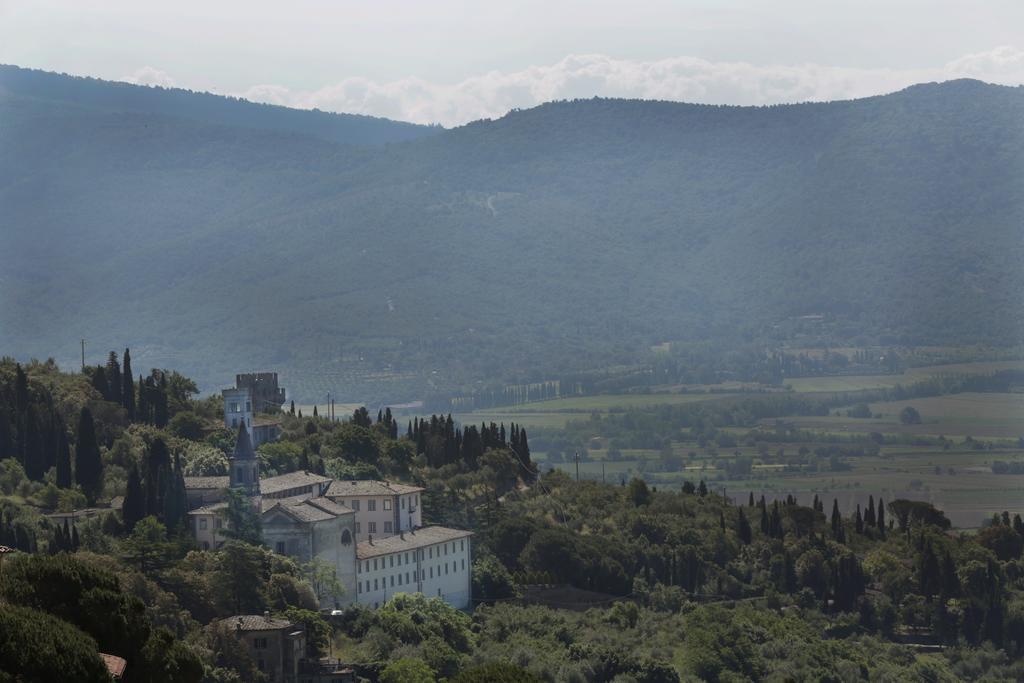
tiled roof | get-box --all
[221,614,296,632]
[0,545,18,554]
[100,653,127,678]
[356,525,473,559]
[325,479,423,498]
[184,476,229,490]
[188,502,228,515]
[262,471,332,495]
[264,496,352,523]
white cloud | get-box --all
[137,47,1024,127]
[120,65,176,88]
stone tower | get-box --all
[228,421,261,501]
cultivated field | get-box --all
[454,392,734,429]
[786,360,1024,393]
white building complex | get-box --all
[185,423,473,610]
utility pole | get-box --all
[80,339,85,371]
[574,451,580,482]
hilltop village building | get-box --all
[222,372,285,447]
[186,423,472,610]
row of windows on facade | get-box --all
[228,401,252,413]
[358,540,466,574]
[198,517,222,531]
[348,494,419,512]
[355,521,394,534]
[357,559,467,594]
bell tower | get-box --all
[228,421,261,502]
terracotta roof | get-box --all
[100,653,127,678]
[356,526,473,559]
[325,479,424,498]
[223,614,296,631]
[264,496,352,523]
[188,502,228,515]
[262,471,332,495]
[184,476,229,490]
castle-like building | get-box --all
[186,423,473,610]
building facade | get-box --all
[324,479,423,543]
[354,527,473,609]
[186,423,472,611]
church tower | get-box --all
[228,421,261,502]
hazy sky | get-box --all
[2,1,1023,125]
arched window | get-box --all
[341,529,352,546]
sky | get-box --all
[2,1,1023,126]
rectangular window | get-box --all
[445,563,449,575]
[384,521,393,533]
[430,567,433,578]
[428,547,433,559]
[383,499,392,511]
[199,518,207,530]
[397,574,402,586]
[401,497,406,509]
[390,575,394,587]
[358,582,362,594]
[374,578,378,590]
[406,572,410,583]
[355,522,361,533]
[351,500,360,512]
[231,417,238,427]
[389,556,394,568]
[462,559,465,570]
[373,559,378,571]
[461,540,465,551]
[444,544,448,555]
[254,638,267,650]
[231,402,239,413]
[276,541,285,554]
[245,401,252,411]
[368,500,376,512]
[368,522,377,534]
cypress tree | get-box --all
[105,351,122,405]
[737,507,752,544]
[122,348,135,419]
[75,407,103,504]
[760,504,769,534]
[55,428,72,488]
[313,405,318,418]
[71,524,80,551]
[290,400,295,416]
[831,499,843,542]
[136,375,149,424]
[0,407,12,460]
[14,364,29,413]
[162,452,188,532]
[877,498,886,537]
[855,505,864,534]
[21,405,45,481]
[865,495,876,527]
[90,365,108,399]
[122,464,145,532]
[749,491,755,507]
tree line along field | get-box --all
[541,442,1024,529]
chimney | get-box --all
[264,610,270,620]
[368,534,373,545]
[399,530,404,540]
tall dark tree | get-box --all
[121,348,135,420]
[865,495,876,527]
[855,504,864,534]
[75,407,103,504]
[877,498,886,538]
[162,452,188,532]
[122,464,145,532]
[0,407,12,460]
[89,365,107,399]
[737,507,752,544]
[105,351,122,406]
[21,405,45,481]
[14,363,29,413]
[55,428,72,489]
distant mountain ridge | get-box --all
[0,64,440,146]
[1,66,1021,401]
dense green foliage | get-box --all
[3,68,1023,400]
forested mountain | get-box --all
[1,66,1022,400]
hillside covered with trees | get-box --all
[2,67,1022,400]
[1,357,1023,681]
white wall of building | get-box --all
[330,492,422,543]
[355,536,472,610]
